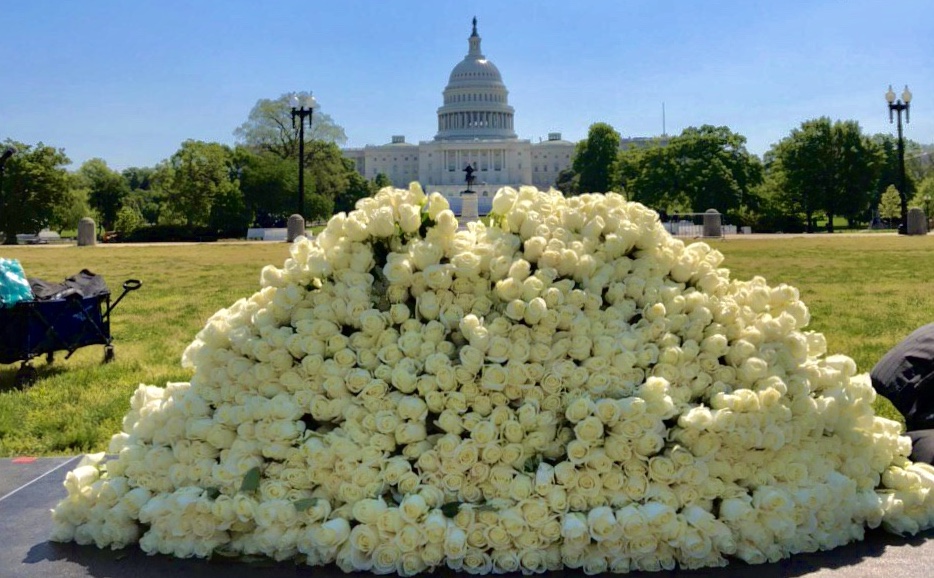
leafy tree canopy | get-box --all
[155,140,239,227]
[0,139,72,244]
[572,122,621,194]
[768,118,881,232]
[879,185,902,221]
[619,126,761,217]
[78,158,130,230]
[234,92,347,160]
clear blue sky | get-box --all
[2,0,931,171]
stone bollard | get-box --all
[287,214,306,242]
[77,218,96,246]
[702,209,722,238]
[460,192,479,226]
[907,207,928,236]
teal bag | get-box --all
[0,258,33,308]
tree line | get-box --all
[561,120,934,233]
[0,92,388,244]
[3,99,933,243]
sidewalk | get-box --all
[2,457,933,577]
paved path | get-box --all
[2,457,934,577]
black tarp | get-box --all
[28,269,109,301]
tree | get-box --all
[78,158,130,230]
[234,92,347,160]
[554,168,580,197]
[335,160,376,214]
[124,188,164,225]
[767,118,880,232]
[879,185,902,224]
[572,123,621,194]
[157,140,240,227]
[767,119,832,232]
[617,127,761,218]
[871,134,919,215]
[121,166,162,225]
[373,172,393,190]
[305,142,350,202]
[48,180,92,235]
[306,194,335,223]
[209,184,251,235]
[122,166,155,191]
[618,144,682,209]
[0,140,71,244]
[669,126,762,215]
[833,121,882,228]
[234,147,296,225]
[911,175,934,218]
[113,205,144,236]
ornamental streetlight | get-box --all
[885,84,912,233]
[290,93,318,218]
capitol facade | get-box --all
[342,19,577,201]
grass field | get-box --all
[1,234,932,456]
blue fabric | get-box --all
[0,258,33,308]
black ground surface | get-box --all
[2,457,933,578]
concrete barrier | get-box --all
[907,207,928,236]
[77,218,96,246]
[703,209,722,238]
[287,215,305,242]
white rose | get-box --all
[398,204,421,234]
[561,512,589,542]
[399,494,429,523]
[491,187,518,215]
[443,526,467,559]
[427,193,449,220]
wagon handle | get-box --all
[105,279,142,318]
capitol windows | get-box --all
[480,151,488,171]
[493,151,502,171]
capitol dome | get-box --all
[435,18,517,141]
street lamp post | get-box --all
[290,93,318,218]
[885,84,912,233]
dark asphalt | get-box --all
[1,457,933,578]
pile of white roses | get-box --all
[52,185,934,574]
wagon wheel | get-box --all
[103,345,115,363]
[15,365,38,389]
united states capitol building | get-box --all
[341,19,575,203]
[343,18,655,206]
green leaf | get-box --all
[440,502,461,518]
[240,466,261,493]
[211,547,240,559]
[293,498,319,512]
[204,487,221,500]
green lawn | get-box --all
[1,235,931,456]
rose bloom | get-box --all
[565,397,595,423]
[574,416,605,443]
